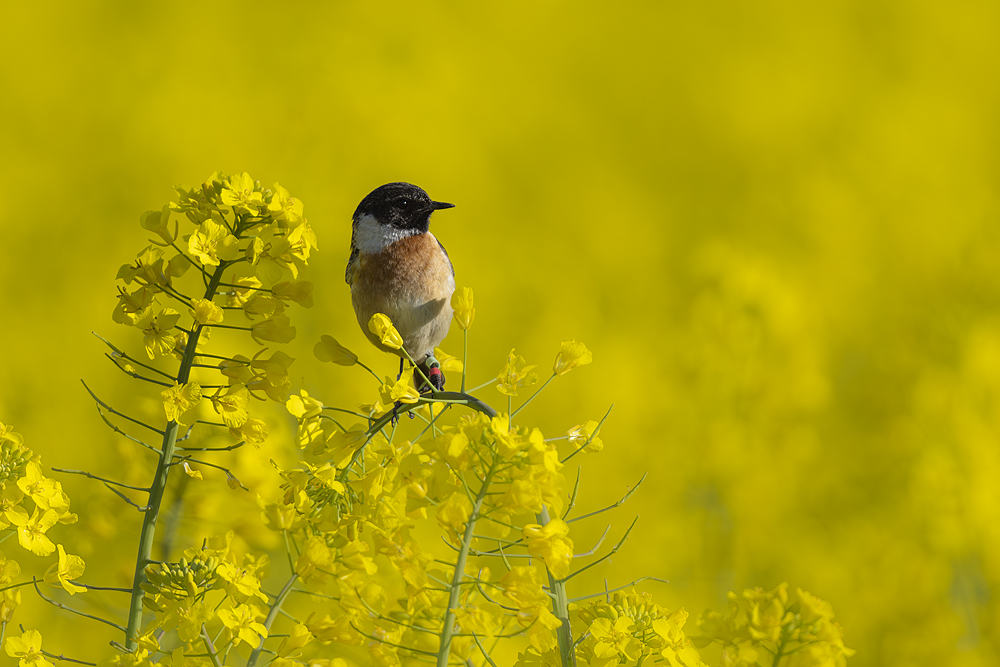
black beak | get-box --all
[431,201,455,210]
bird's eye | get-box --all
[398,199,410,208]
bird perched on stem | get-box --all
[346,182,456,391]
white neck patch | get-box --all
[353,213,420,254]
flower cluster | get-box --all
[259,297,627,665]
[95,172,316,656]
[571,590,705,667]
[136,531,273,660]
[0,426,84,667]
[696,583,855,667]
[0,174,854,667]
[110,171,316,438]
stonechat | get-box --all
[346,182,456,391]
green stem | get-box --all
[356,360,383,383]
[123,262,228,649]
[512,373,556,417]
[461,329,468,393]
[247,573,298,667]
[537,507,576,667]
[201,625,223,667]
[772,627,788,667]
[437,458,500,667]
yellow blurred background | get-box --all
[2,1,999,665]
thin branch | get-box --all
[561,516,639,582]
[103,483,149,512]
[566,473,646,524]
[562,467,582,520]
[350,624,439,657]
[176,441,245,453]
[92,406,160,456]
[51,469,150,493]
[574,525,611,557]
[217,281,272,292]
[82,380,164,435]
[75,583,132,593]
[568,577,668,603]
[321,406,373,420]
[38,650,96,666]
[92,332,176,379]
[247,573,298,667]
[289,588,339,601]
[31,577,127,632]
[104,354,173,387]
[511,373,556,417]
[201,623,223,667]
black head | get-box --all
[353,182,455,233]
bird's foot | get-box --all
[390,400,416,425]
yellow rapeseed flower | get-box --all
[188,298,224,325]
[277,623,313,658]
[188,219,240,267]
[139,205,174,245]
[652,610,707,667]
[497,349,539,397]
[0,589,20,623]
[522,519,574,579]
[433,346,463,372]
[223,276,263,308]
[43,544,87,595]
[230,418,268,448]
[218,603,268,646]
[314,335,358,365]
[138,308,180,359]
[567,420,604,454]
[590,616,642,665]
[267,182,305,224]
[221,172,264,214]
[451,286,475,330]
[526,606,563,653]
[4,629,54,667]
[286,390,324,420]
[379,376,420,405]
[272,280,314,307]
[210,384,249,428]
[9,509,58,556]
[553,339,593,376]
[437,492,473,534]
[250,314,296,344]
[161,382,202,424]
[0,551,21,586]
[368,313,404,350]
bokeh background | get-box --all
[2,1,999,665]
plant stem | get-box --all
[537,506,576,667]
[247,573,298,667]
[461,329,468,393]
[123,263,227,649]
[437,458,500,667]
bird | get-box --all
[346,182,456,392]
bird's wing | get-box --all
[345,246,359,285]
[437,238,455,277]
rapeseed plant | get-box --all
[0,173,852,667]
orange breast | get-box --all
[351,232,455,358]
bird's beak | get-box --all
[431,201,455,210]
